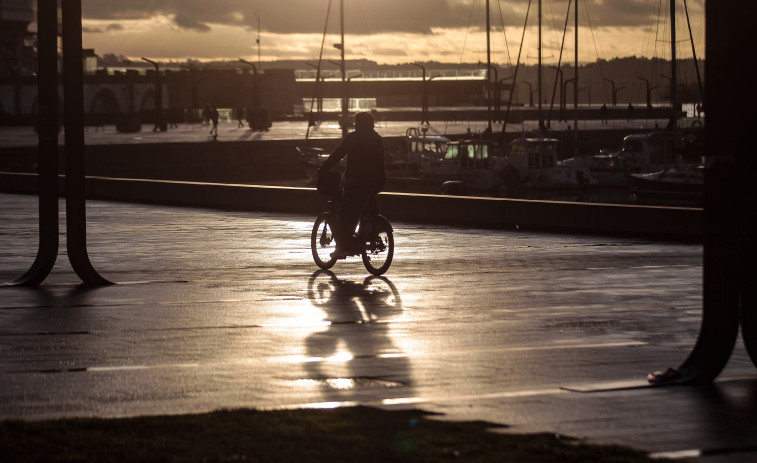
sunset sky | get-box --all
[79,0,705,66]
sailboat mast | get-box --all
[340,0,347,136]
[670,0,678,141]
[486,0,492,133]
[573,0,578,155]
[683,0,704,103]
[538,0,543,132]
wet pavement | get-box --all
[1,192,755,462]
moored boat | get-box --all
[627,163,704,205]
[501,137,596,196]
[386,127,451,178]
[297,145,340,183]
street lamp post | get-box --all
[636,76,659,110]
[305,63,324,115]
[327,60,350,131]
[411,63,429,124]
[179,65,198,116]
[141,57,165,132]
[579,86,591,106]
[522,81,535,107]
[603,78,617,106]
[564,78,575,110]
[498,76,514,122]
[660,73,676,109]
[426,74,442,124]
[347,73,362,113]
[239,58,259,128]
[549,66,564,120]
[479,61,498,132]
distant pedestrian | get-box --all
[209,107,219,138]
[169,109,179,128]
[203,105,211,126]
[600,104,608,123]
[245,106,255,129]
[626,103,634,121]
[259,105,271,131]
[236,107,245,128]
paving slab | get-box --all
[0,193,754,462]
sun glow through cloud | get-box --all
[80,1,704,65]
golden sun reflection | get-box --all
[326,378,355,390]
[325,351,354,363]
[289,271,413,403]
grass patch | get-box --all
[0,406,678,462]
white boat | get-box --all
[558,152,627,187]
[627,164,704,205]
[386,127,450,177]
[408,136,595,196]
[559,131,702,188]
[500,137,596,195]
[614,132,678,174]
[297,145,343,183]
[431,139,506,192]
[559,132,674,187]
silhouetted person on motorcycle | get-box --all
[318,112,386,259]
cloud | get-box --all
[81,0,704,35]
[80,1,705,64]
[80,0,467,34]
[85,23,125,34]
[172,13,211,32]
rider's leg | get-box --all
[336,186,369,252]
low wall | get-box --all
[0,172,703,242]
[0,139,341,184]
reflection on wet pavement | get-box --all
[299,271,411,404]
[2,193,756,459]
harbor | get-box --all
[10,2,757,462]
[0,105,705,207]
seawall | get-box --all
[0,172,703,242]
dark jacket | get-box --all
[320,128,385,191]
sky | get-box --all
[79,0,706,66]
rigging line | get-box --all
[306,0,332,140]
[458,0,477,67]
[546,0,571,127]
[642,0,659,55]
[635,0,663,102]
[656,0,677,102]
[499,0,533,144]
[581,0,611,103]
[496,0,513,69]
[647,0,661,55]
[316,2,333,77]
[682,0,704,102]
[543,0,562,60]
[654,0,666,57]
[580,0,604,63]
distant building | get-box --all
[0,0,36,78]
